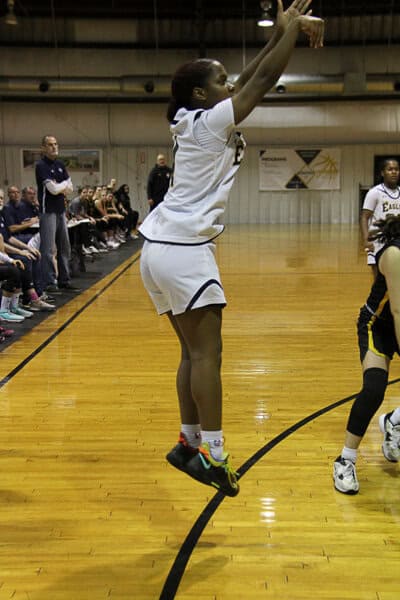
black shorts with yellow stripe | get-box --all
[358,305,400,362]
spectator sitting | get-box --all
[104,189,126,244]
[69,186,107,254]
[0,233,28,324]
[22,186,40,210]
[2,185,44,296]
[114,184,139,239]
[94,187,123,249]
[86,187,112,250]
[0,208,55,313]
[2,185,39,244]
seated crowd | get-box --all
[0,180,139,345]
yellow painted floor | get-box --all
[0,225,399,600]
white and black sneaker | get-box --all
[379,413,400,462]
[333,456,359,494]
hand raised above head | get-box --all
[298,14,324,48]
[276,0,313,30]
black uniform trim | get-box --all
[186,279,224,311]
[139,226,225,246]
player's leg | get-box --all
[334,350,389,494]
[167,312,200,426]
[172,306,239,497]
[173,306,222,431]
[165,312,201,472]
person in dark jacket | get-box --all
[114,184,139,238]
[146,154,172,212]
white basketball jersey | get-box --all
[363,183,400,224]
[363,183,400,254]
[139,98,245,245]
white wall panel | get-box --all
[1,99,400,224]
[2,142,400,225]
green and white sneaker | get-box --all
[185,442,240,497]
[0,310,24,323]
[12,306,34,318]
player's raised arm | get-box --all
[234,0,313,93]
[231,0,324,124]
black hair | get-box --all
[380,157,399,172]
[370,215,400,245]
[114,184,129,202]
[166,59,216,122]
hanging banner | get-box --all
[21,148,102,190]
[259,148,341,191]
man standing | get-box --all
[146,154,172,212]
[35,135,79,292]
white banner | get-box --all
[259,148,341,191]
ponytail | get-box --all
[166,59,215,122]
[166,98,179,123]
[370,215,400,245]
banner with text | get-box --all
[259,148,341,191]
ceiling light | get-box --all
[257,0,275,28]
[4,0,18,26]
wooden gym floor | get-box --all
[0,225,399,600]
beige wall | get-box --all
[3,139,400,225]
[1,32,400,224]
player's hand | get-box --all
[12,259,25,270]
[277,0,312,30]
[298,15,324,48]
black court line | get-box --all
[0,254,141,389]
[159,377,400,600]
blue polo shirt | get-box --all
[0,211,11,243]
[2,199,38,228]
[35,155,70,214]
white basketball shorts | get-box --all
[140,240,226,315]
[367,250,376,265]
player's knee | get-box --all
[347,368,388,436]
